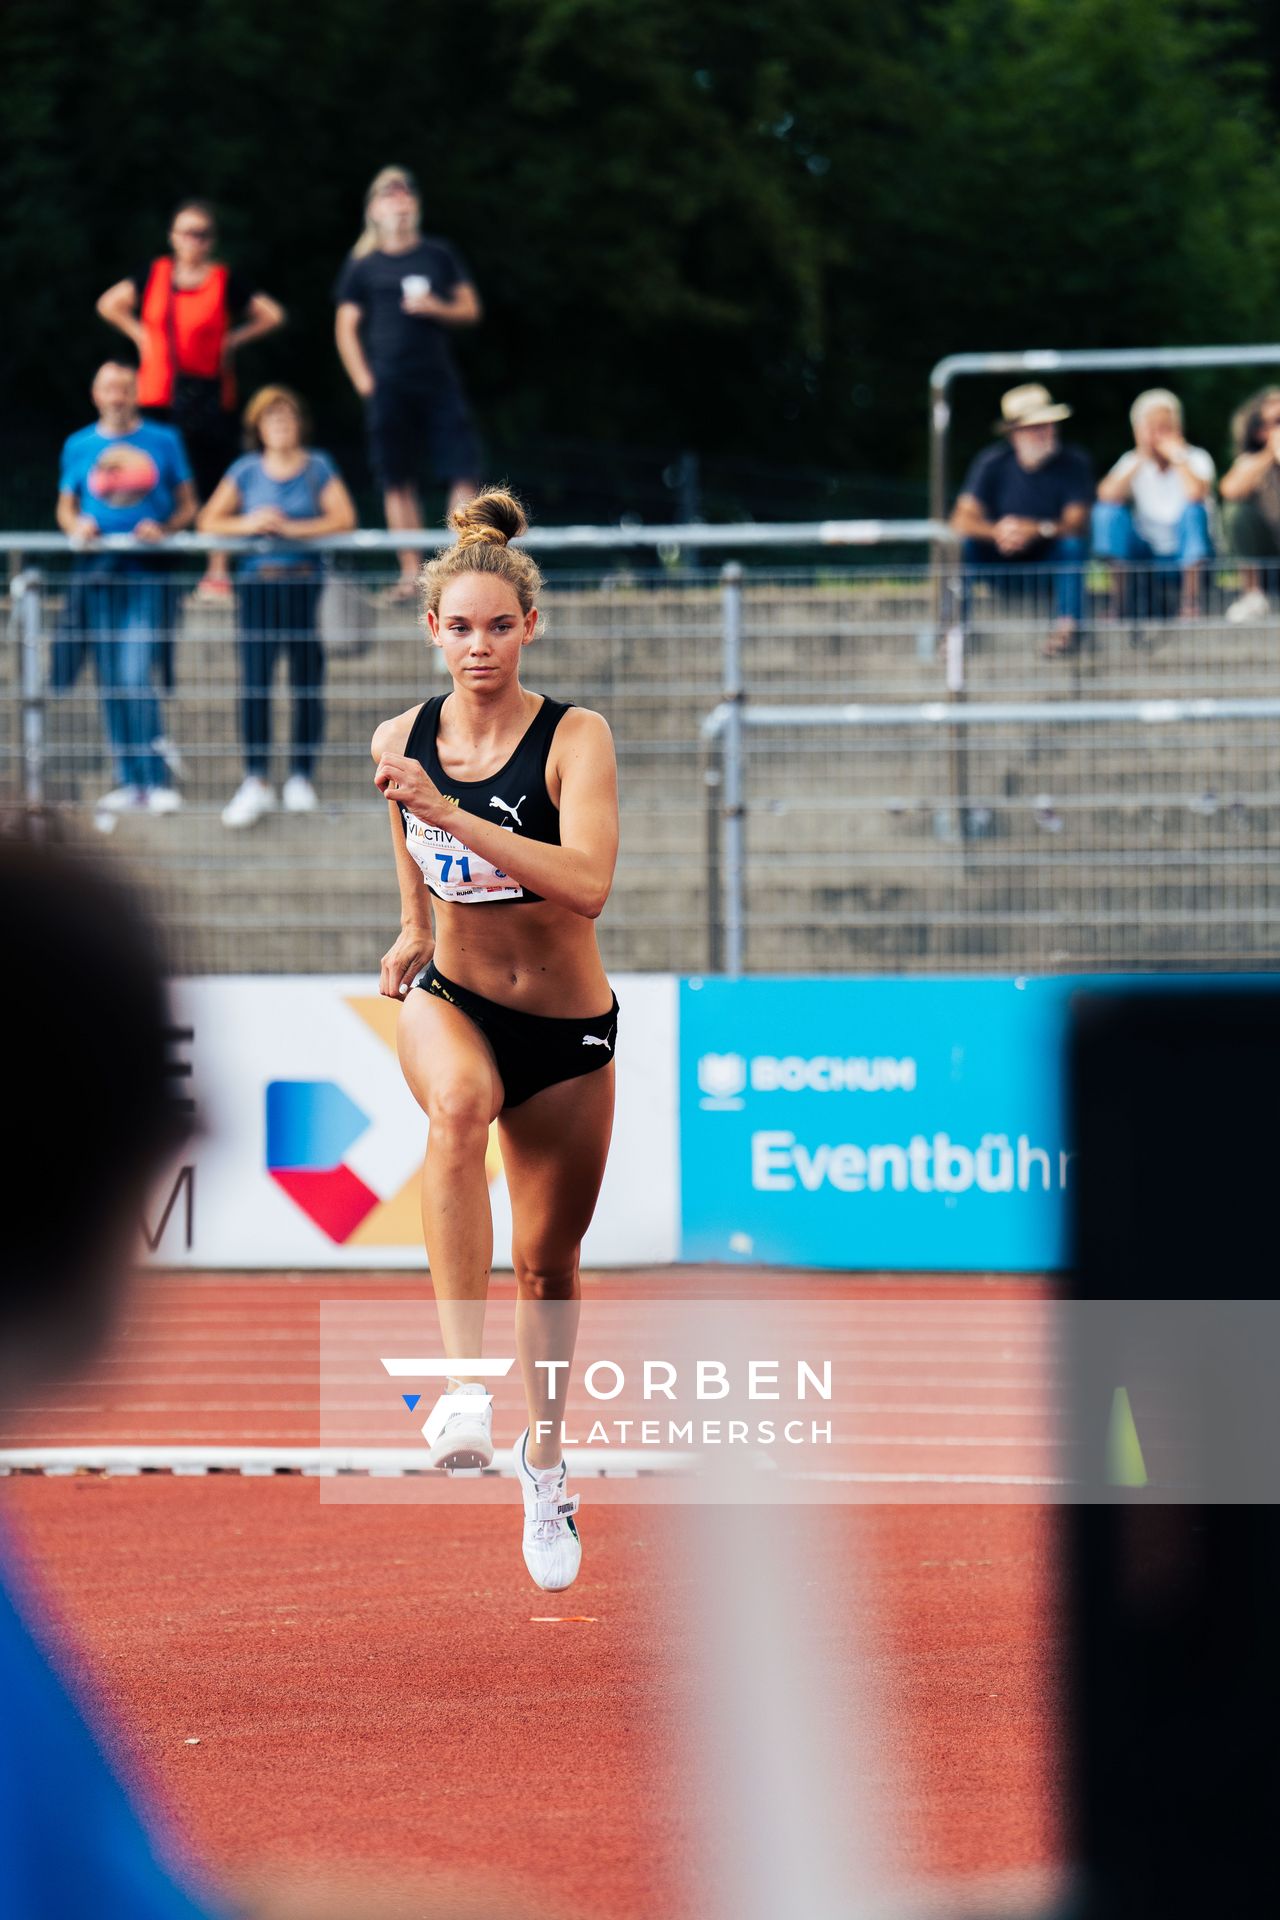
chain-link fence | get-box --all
[5,534,1280,974]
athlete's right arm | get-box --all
[372,710,434,999]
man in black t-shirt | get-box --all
[951,384,1094,656]
[334,166,483,602]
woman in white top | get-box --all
[1094,389,1214,620]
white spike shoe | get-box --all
[512,1427,581,1591]
[422,1385,494,1470]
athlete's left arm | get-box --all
[373,709,619,919]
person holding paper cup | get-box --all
[333,166,483,604]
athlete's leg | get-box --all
[499,1064,616,1468]
[397,988,504,1375]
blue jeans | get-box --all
[1092,499,1212,567]
[1092,501,1211,618]
[78,567,167,791]
[959,534,1086,624]
[234,577,325,780]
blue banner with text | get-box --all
[678,974,1275,1271]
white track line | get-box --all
[841,1434,1059,1447]
[0,1444,694,1477]
[799,1470,1069,1485]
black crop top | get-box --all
[399,693,572,906]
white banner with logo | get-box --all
[146,974,678,1269]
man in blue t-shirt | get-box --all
[56,362,197,816]
[951,383,1094,656]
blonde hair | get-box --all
[1130,387,1183,433]
[419,490,544,623]
[242,385,310,449]
[352,165,419,259]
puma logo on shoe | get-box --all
[489,794,526,828]
[582,1033,612,1050]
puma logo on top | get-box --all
[489,794,526,829]
[582,1033,613,1050]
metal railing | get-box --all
[703,691,1280,975]
[2,520,949,560]
[6,527,1280,976]
[928,341,1280,532]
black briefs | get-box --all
[414,963,619,1109]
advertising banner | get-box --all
[680,974,1076,1270]
[678,973,1280,1271]
[146,974,677,1269]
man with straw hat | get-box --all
[951,383,1094,656]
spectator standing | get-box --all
[198,386,357,828]
[951,384,1093,657]
[333,165,482,603]
[56,363,196,822]
[1094,389,1214,620]
[1218,387,1280,623]
[96,200,285,603]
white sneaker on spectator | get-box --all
[221,776,275,829]
[96,785,145,813]
[282,774,318,813]
[1226,588,1270,624]
[152,735,185,782]
[146,786,182,815]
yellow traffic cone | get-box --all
[1106,1386,1148,1488]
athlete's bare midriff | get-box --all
[390,699,614,1019]
[432,895,612,1018]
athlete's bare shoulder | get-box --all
[555,704,614,748]
[371,703,425,763]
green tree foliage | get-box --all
[1,0,1279,509]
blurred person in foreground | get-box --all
[0,838,219,1917]
[198,386,357,828]
[1218,385,1280,623]
[1093,388,1214,622]
[97,200,285,604]
[0,841,558,1920]
[56,362,197,823]
[951,383,1093,657]
[333,165,482,604]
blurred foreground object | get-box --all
[1069,985,1280,1919]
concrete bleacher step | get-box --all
[17,580,1280,972]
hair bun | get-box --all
[451,488,528,550]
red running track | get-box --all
[0,1271,1065,1918]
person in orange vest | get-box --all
[96,200,285,605]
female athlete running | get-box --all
[372,490,619,1591]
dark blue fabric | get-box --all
[959,535,1087,623]
[235,579,325,778]
[0,1537,222,1917]
[332,238,470,382]
[959,441,1095,523]
[364,380,480,488]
